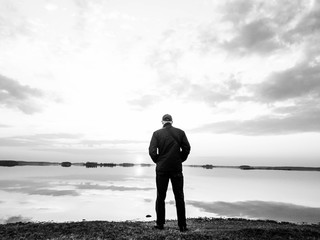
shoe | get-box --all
[154,225,164,230]
[179,226,188,232]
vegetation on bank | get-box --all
[0,218,319,240]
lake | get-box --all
[1,164,320,224]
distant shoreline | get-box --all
[189,164,320,171]
[1,160,319,171]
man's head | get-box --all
[162,114,173,125]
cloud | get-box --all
[256,63,320,102]
[187,77,243,106]
[0,215,32,224]
[219,0,254,24]
[76,182,154,191]
[0,133,83,147]
[230,46,320,136]
[131,1,313,109]
[0,180,79,197]
[128,0,320,140]
[287,1,320,41]
[128,94,161,109]
[129,72,243,109]
[189,0,320,136]
[147,47,184,83]
[0,133,141,162]
[128,26,193,109]
[0,133,144,149]
[0,2,32,40]
[80,139,147,146]
[33,133,83,139]
[187,200,320,223]
[222,18,281,55]
[0,74,44,114]
[215,0,311,56]
[192,105,320,135]
[37,148,133,162]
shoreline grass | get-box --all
[1,217,319,240]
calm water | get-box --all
[1,165,320,224]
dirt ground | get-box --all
[0,217,319,240]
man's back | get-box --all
[149,114,190,232]
[149,123,191,172]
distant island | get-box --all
[0,160,59,167]
[1,160,319,171]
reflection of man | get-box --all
[149,114,191,232]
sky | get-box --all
[0,0,320,166]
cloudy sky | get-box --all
[1,0,320,166]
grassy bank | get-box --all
[0,218,320,240]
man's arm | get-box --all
[180,132,191,162]
[149,132,159,163]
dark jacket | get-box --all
[149,123,191,172]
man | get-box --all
[149,114,191,232]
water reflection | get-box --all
[0,163,320,224]
[186,200,320,223]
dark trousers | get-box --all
[156,171,186,227]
